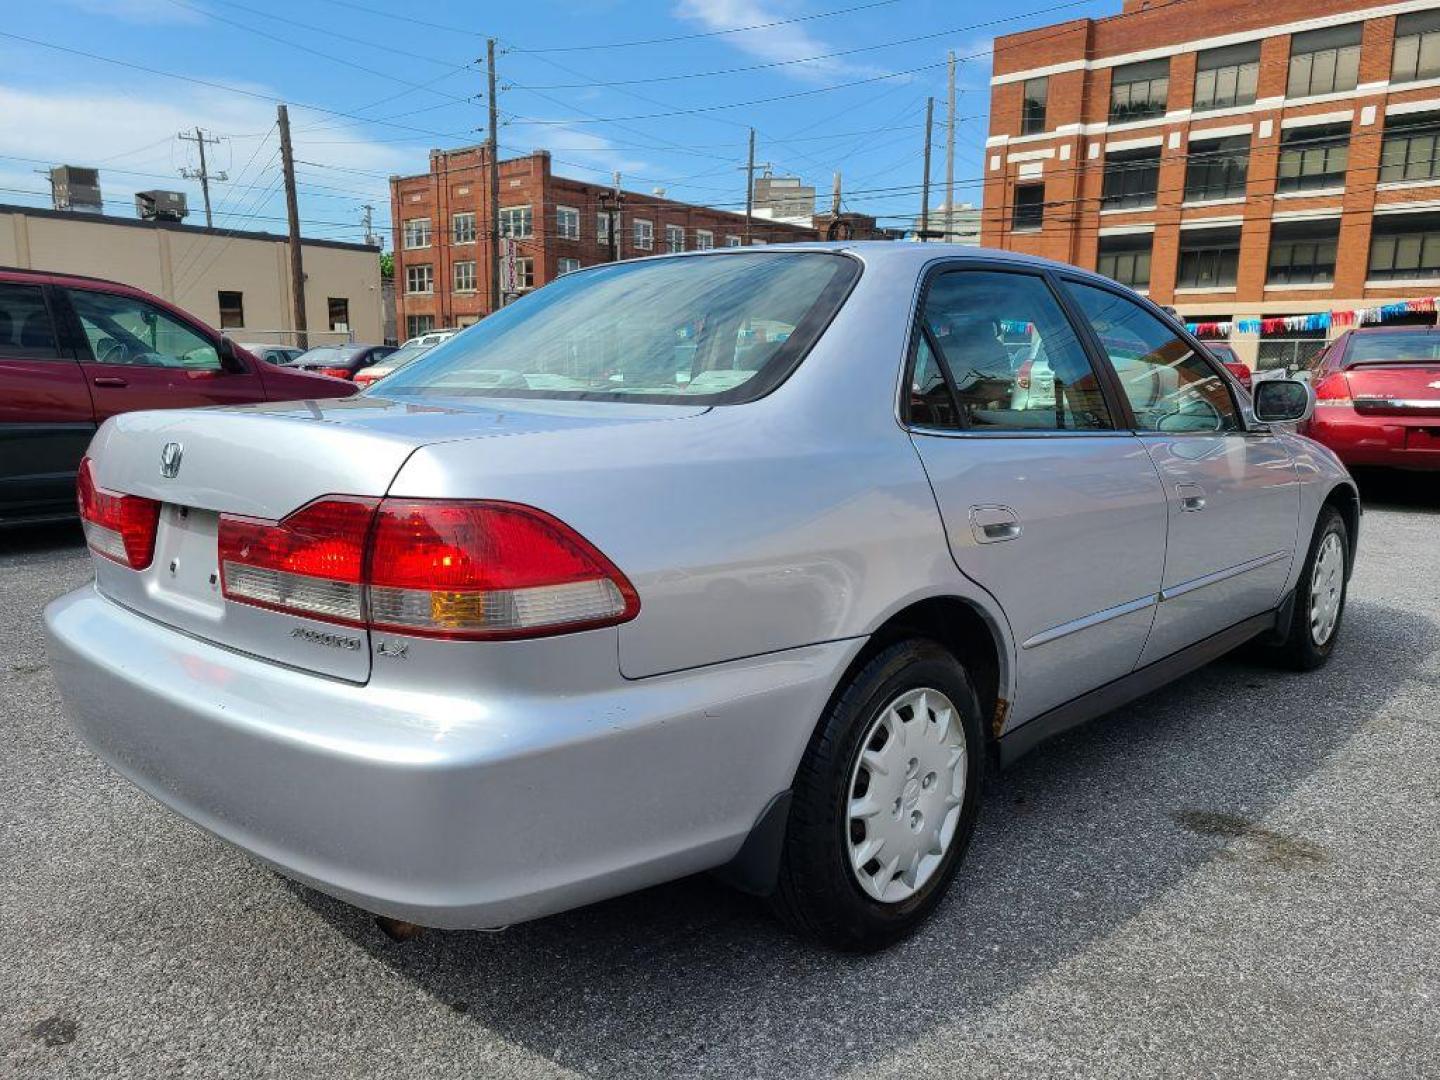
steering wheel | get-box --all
[1156,394,1224,433]
[96,339,129,365]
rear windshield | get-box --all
[1345,333,1440,366]
[293,346,362,365]
[381,251,859,404]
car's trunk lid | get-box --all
[1345,363,1440,418]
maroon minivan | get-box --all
[0,267,353,526]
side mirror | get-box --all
[1252,378,1314,424]
[218,336,247,374]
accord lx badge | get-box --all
[291,627,362,651]
[160,441,184,479]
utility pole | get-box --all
[945,51,956,243]
[832,171,842,216]
[486,39,502,315]
[277,104,308,349]
[598,171,624,263]
[178,127,228,228]
[360,203,380,248]
[744,128,755,246]
[920,96,934,242]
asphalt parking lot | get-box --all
[2,472,1438,1080]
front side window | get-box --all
[1277,123,1350,192]
[1103,147,1161,210]
[406,264,433,294]
[1177,227,1241,289]
[384,252,858,404]
[1267,219,1340,285]
[68,289,220,371]
[453,260,477,292]
[403,218,431,249]
[634,219,654,250]
[1097,234,1153,289]
[1012,184,1044,231]
[1380,112,1440,184]
[1394,10,1440,83]
[1369,212,1440,281]
[1110,59,1169,124]
[1288,24,1362,98]
[1065,281,1240,433]
[556,206,580,240]
[666,224,685,253]
[499,206,533,239]
[1193,42,1260,112]
[0,283,60,359]
[915,270,1113,432]
[452,212,476,244]
[1021,77,1048,135]
[1184,134,1250,201]
[217,290,244,329]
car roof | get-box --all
[0,264,154,295]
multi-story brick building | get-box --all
[982,0,1440,365]
[390,148,818,339]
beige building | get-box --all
[0,202,384,346]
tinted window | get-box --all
[908,336,960,429]
[918,271,1113,432]
[68,290,220,370]
[0,284,61,359]
[1065,281,1240,433]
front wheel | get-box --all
[771,639,984,951]
[1275,505,1350,670]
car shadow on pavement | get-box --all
[0,521,85,562]
[1351,467,1440,513]
[291,597,1429,1079]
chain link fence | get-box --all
[1255,337,1328,374]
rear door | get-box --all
[60,286,266,420]
[1060,278,1299,666]
[905,264,1168,724]
[0,281,95,523]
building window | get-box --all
[1109,59,1169,124]
[1277,123,1350,192]
[1021,77,1047,135]
[1012,184,1044,231]
[452,212,476,244]
[1177,227,1241,289]
[499,205,533,238]
[1193,42,1260,112]
[1267,219,1340,285]
[597,212,611,244]
[513,257,535,290]
[724,235,742,247]
[453,260,477,293]
[1184,134,1250,201]
[633,218,654,250]
[406,314,434,339]
[1102,147,1161,210]
[556,206,580,241]
[665,224,685,253]
[696,230,714,250]
[217,290,244,329]
[558,257,581,275]
[1380,112,1440,184]
[1288,24,1362,98]
[403,218,431,249]
[1096,235,1152,289]
[1393,10,1440,84]
[1369,212,1440,280]
[327,298,349,332]
[406,264,433,294]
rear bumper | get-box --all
[45,585,857,928]
[1306,406,1440,469]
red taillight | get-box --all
[1017,358,1034,390]
[319,366,353,380]
[76,457,160,570]
[218,498,639,639]
[1314,372,1351,401]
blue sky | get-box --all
[0,0,1117,246]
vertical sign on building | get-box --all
[501,236,518,305]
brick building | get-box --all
[390,148,818,338]
[982,0,1440,365]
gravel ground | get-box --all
[2,473,1437,1079]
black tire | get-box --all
[770,638,984,951]
[1274,504,1350,671]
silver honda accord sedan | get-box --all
[46,244,1358,950]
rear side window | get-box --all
[1064,281,1240,433]
[0,284,61,359]
[912,270,1114,431]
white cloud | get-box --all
[54,0,203,24]
[503,121,651,183]
[673,0,879,82]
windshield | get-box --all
[372,344,430,371]
[381,251,858,404]
[1345,333,1440,365]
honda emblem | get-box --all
[160,441,184,479]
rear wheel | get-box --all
[1275,505,1349,670]
[771,639,984,951]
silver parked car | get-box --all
[46,245,1358,950]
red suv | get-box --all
[0,267,354,526]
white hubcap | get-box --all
[1310,531,1345,646]
[846,687,966,904]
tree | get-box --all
[379,251,394,280]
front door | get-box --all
[905,266,1169,725]
[61,287,265,420]
[1061,279,1299,666]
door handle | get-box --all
[1176,482,1206,512]
[93,376,128,388]
[970,505,1022,544]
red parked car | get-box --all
[0,267,353,526]
[1204,342,1253,392]
[1302,326,1440,470]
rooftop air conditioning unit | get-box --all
[135,189,190,222]
[50,166,103,213]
